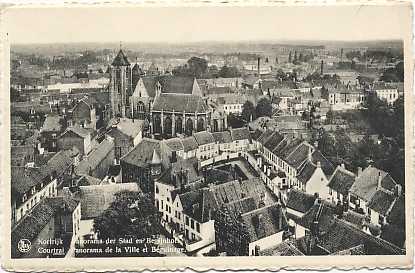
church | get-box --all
[109,49,226,137]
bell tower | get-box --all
[110,46,131,118]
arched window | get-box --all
[185,118,193,136]
[153,115,161,134]
[197,117,204,132]
[164,116,172,136]
[176,116,183,134]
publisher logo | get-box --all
[17,239,31,253]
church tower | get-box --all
[110,48,131,118]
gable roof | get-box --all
[327,166,356,195]
[181,137,199,152]
[231,127,251,141]
[159,76,196,94]
[121,138,160,168]
[62,126,91,139]
[240,203,288,243]
[75,139,114,175]
[109,118,143,138]
[41,115,62,132]
[367,190,397,216]
[286,189,317,214]
[12,166,44,195]
[193,131,215,146]
[163,138,184,152]
[152,93,208,113]
[349,166,397,202]
[212,131,232,144]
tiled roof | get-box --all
[62,183,141,219]
[112,49,130,66]
[262,131,284,151]
[158,157,201,186]
[159,76,195,94]
[342,210,367,229]
[11,196,79,258]
[109,118,143,138]
[259,241,305,256]
[285,142,312,169]
[387,195,405,226]
[349,166,397,202]
[11,166,44,195]
[62,126,91,138]
[152,94,208,113]
[41,150,74,179]
[163,138,184,151]
[193,131,215,146]
[367,190,396,216]
[240,203,288,243]
[212,131,232,144]
[121,138,160,168]
[181,137,198,152]
[327,166,356,195]
[231,127,251,142]
[329,244,365,256]
[286,189,316,213]
[221,197,258,220]
[41,115,62,132]
[298,202,337,234]
[75,139,114,175]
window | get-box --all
[196,223,200,233]
[190,219,195,229]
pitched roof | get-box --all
[41,115,62,132]
[286,189,316,214]
[152,93,208,113]
[349,166,397,202]
[212,131,232,144]
[40,149,74,179]
[163,138,184,151]
[121,138,160,168]
[181,136,198,152]
[11,196,79,258]
[327,166,356,195]
[296,150,335,184]
[159,76,196,94]
[12,166,44,195]
[367,190,396,216]
[193,131,215,146]
[75,139,114,175]
[62,126,91,139]
[109,118,143,138]
[62,183,141,219]
[111,49,130,66]
[231,127,251,141]
[259,241,305,256]
[240,203,287,243]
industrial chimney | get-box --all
[257,57,260,76]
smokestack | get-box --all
[320,60,324,75]
[257,57,260,76]
[357,167,362,177]
[377,171,382,190]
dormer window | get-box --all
[31,186,36,195]
[22,194,27,203]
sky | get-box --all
[2,4,411,44]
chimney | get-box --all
[320,60,324,75]
[377,171,382,190]
[308,146,313,161]
[394,184,402,197]
[267,167,271,176]
[341,163,345,169]
[357,167,362,177]
[257,57,260,76]
[316,161,321,168]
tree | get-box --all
[93,191,162,247]
[326,109,334,124]
[218,65,241,78]
[187,57,208,78]
[380,61,404,82]
[288,51,292,63]
[241,100,256,122]
[293,51,298,63]
[256,97,273,117]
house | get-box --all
[58,126,93,156]
[11,196,81,258]
[120,138,162,193]
[285,190,318,239]
[216,94,246,115]
[215,202,288,256]
[193,131,217,161]
[327,164,356,205]
[349,166,401,227]
[230,127,251,153]
[295,150,335,197]
[70,96,97,130]
[40,115,64,152]
[327,85,366,111]
[106,118,144,159]
[212,131,233,154]
[370,82,399,105]
[75,138,115,179]
[181,136,199,159]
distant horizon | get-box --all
[3,5,409,45]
